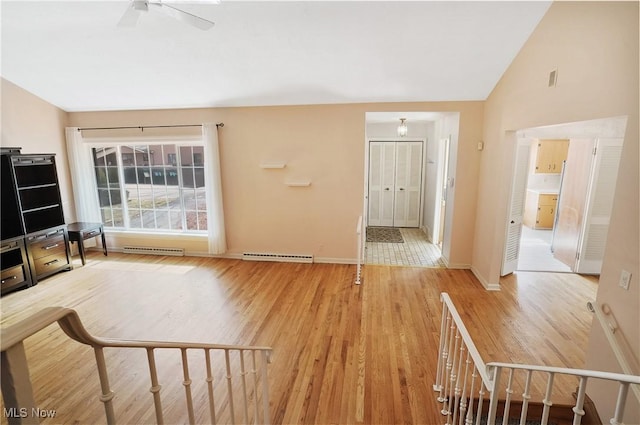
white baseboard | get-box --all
[188,252,357,265]
[107,247,243,260]
[447,263,471,269]
[440,255,470,270]
[314,257,357,265]
[470,266,501,291]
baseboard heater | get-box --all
[123,246,185,256]
[242,252,313,263]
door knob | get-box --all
[384,188,390,191]
[510,220,515,224]
[399,188,405,191]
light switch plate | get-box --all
[619,270,632,290]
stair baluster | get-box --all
[435,292,640,425]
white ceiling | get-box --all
[1,1,551,113]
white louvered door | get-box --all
[367,141,423,227]
[501,138,531,276]
[394,142,423,227]
[368,142,396,226]
[575,138,623,274]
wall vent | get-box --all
[123,246,185,256]
[548,68,558,87]
[242,252,313,263]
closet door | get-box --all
[368,142,396,226]
[552,139,594,269]
[501,138,531,276]
[575,138,623,274]
[394,142,423,227]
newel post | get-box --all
[1,342,39,425]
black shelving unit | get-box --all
[1,151,72,293]
[1,236,31,296]
[12,155,67,234]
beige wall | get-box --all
[2,76,482,263]
[474,1,638,419]
[68,101,483,263]
[2,1,637,417]
[0,78,74,220]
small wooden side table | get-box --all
[67,222,107,266]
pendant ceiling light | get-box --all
[397,118,408,137]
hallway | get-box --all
[365,227,445,267]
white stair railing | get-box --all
[0,307,272,425]
[435,292,640,425]
[355,215,363,285]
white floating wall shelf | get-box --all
[259,162,286,169]
[285,181,311,187]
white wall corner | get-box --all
[420,225,431,241]
[471,266,501,291]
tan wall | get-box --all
[1,78,482,263]
[68,101,483,262]
[474,1,638,419]
[0,78,74,220]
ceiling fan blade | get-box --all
[152,3,215,30]
[117,2,142,27]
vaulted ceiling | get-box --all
[1,1,551,112]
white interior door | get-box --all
[551,138,595,270]
[367,142,382,226]
[501,138,531,276]
[575,138,623,274]
[368,141,423,227]
[433,137,450,245]
[394,141,423,227]
[368,142,396,226]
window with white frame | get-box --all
[92,143,207,232]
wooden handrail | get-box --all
[1,307,272,354]
[1,307,273,425]
[587,300,640,404]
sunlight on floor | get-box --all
[84,256,196,274]
[517,226,571,272]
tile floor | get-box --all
[364,226,572,271]
[365,227,446,267]
[517,226,572,272]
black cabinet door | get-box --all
[0,155,24,240]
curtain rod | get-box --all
[77,123,224,132]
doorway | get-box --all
[433,137,450,248]
[363,112,460,267]
[502,117,627,275]
[518,138,573,272]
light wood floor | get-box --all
[0,252,597,424]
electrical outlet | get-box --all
[619,270,632,290]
